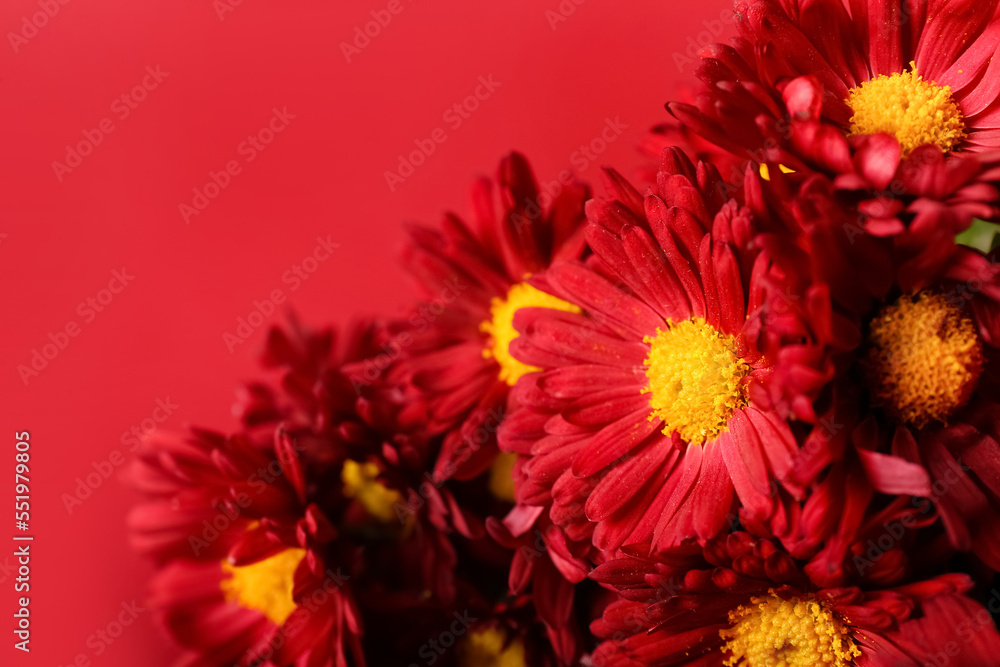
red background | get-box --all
[0,0,730,664]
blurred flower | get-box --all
[383,151,590,484]
[485,506,590,664]
[130,318,470,666]
[131,426,363,667]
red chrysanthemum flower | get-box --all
[130,318,476,666]
[131,426,364,667]
[382,152,590,485]
[669,0,1000,249]
[804,259,1000,573]
[698,0,1000,157]
[589,531,1000,667]
[500,148,830,556]
[756,153,1000,574]
[351,153,598,664]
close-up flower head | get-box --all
[16,0,1000,665]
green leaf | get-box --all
[956,219,1000,253]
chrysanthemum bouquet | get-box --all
[130,1,1000,665]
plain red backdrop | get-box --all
[0,0,730,664]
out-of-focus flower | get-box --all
[131,425,363,667]
[383,152,590,484]
[130,319,470,666]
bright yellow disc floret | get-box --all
[847,62,965,157]
[643,317,750,445]
[721,593,861,667]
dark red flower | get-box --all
[131,425,364,667]
[130,318,473,666]
[353,153,597,664]
[383,151,590,484]
[669,0,1000,253]
[499,148,829,556]
[683,0,1000,157]
[760,162,1000,574]
[589,531,1000,667]
[485,506,590,664]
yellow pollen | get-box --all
[457,627,526,667]
[847,63,965,157]
[489,452,518,502]
[721,593,861,667]
[480,282,581,386]
[865,291,983,428]
[341,459,403,522]
[643,318,750,445]
[758,163,795,181]
[220,548,305,626]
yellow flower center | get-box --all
[480,282,581,386]
[847,63,965,157]
[721,593,860,667]
[457,627,526,667]
[341,459,403,522]
[220,548,305,626]
[488,452,518,502]
[865,291,983,428]
[643,318,750,445]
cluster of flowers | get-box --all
[131,1,1000,665]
